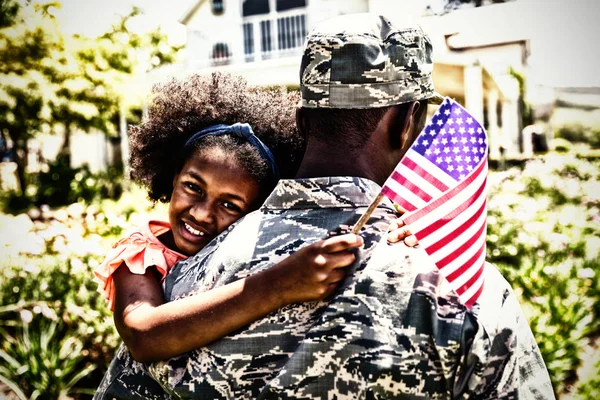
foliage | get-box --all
[0,316,97,399]
[508,66,534,129]
[487,154,600,397]
[0,186,165,397]
[1,159,124,212]
[0,0,181,191]
[0,0,19,29]
[555,123,600,149]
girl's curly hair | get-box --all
[129,73,304,202]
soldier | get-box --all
[96,13,554,399]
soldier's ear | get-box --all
[385,102,420,151]
[295,103,307,140]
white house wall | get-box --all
[185,0,243,67]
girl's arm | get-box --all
[386,218,418,246]
[113,233,363,363]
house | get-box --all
[146,0,534,159]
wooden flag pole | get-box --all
[351,192,385,234]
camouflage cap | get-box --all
[300,13,443,109]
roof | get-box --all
[179,0,206,25]
[421,2,530,50]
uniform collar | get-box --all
[261,176,394,210]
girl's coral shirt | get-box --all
[94,220,187,312]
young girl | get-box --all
[95,73,414,363]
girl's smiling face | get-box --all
[168,148,261,256]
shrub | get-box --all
[555,123,600,149]
[0,159,124,214]
[487,154,600,397]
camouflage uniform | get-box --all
[95,178,553,399]
[94,13,554,399]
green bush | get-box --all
[555,123,600,149]
[0,256,119,398]
[1,159,124,213]
[487,154,600,397]
[0,185,165,397]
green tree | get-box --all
[0,0,19,29]
[0,1,181,194]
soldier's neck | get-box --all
[295,142,384,185]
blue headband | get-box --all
[184,123,280,185]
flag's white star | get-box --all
[466,117,473,124]
[468,127,475,134]
[477,128,482,133]
[467,165,473,171]
[478,138,484,144]
[474,156,480,162]
[465,156,472,163]
[472,146,478,153]
[425,148,432,155]
[454,108,462,115]
[449,128,456,134]
[448,165,455,172]
[470,137,476,144]
[444,109,450,115]
[457,165,464,172]
[433,138,439,145]
[451,137,458,144]
[434,147,441,155]
[441,138,448,145]
[463,145,470,152]
[440,128,447,135]
[437,119,443,126]
[452,147,460,154]
[443,147,450,154]
[447,118,454,125]
[422,139,429,146]
[445,156,452,163]
[455,155,463,162]
[436,157,443,163]
[456,118,463,125]
[460,136,467,143]
[459,174,465,180]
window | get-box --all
[212,0,224,15]
[243,22,254,59]
[212,42,231,65]
[277,14,306,50]
[276,0,306,12]
[260,20,273,54]
[243,0,269,16]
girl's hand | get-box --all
[268,233,363,305]
[387,219,418,247]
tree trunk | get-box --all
[57,127,71,167]
[10,136,27,194]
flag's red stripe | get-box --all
[404,159,486,225]
[381,186,417,212]
[436,221,486,272]
[464,280,484,308]
[456,262,485,295]
[416,179,487,244]
[390,171,432,202]
[444,238,486,282]
[401,156,450,192]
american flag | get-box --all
[381,97,488,307]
